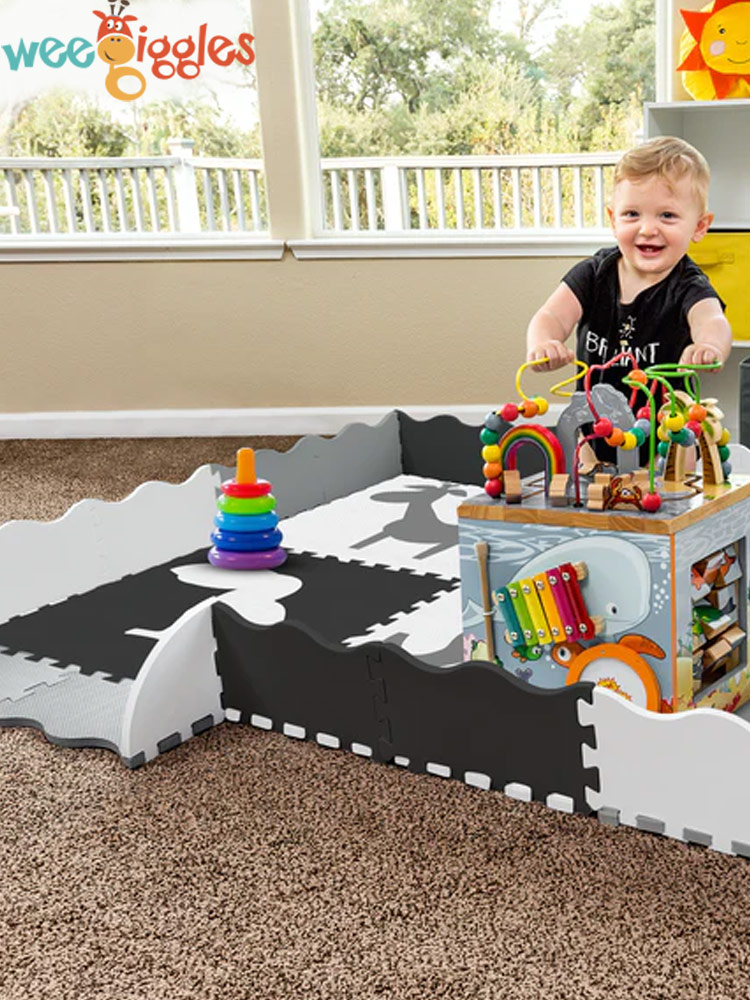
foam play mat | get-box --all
[3,410,750,857]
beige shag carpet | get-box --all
[1,437,750,1000]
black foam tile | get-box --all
[0,549,225,682]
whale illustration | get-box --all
[513,537,651,638]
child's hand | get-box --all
[526,341,575,372]
[679,342,722,368]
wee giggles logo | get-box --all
[0,1,256,103]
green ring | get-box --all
[218,493,277,515]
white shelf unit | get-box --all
[644,101,750,228]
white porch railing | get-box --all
[0,146,620,238]
[0,139,268,237]
[320,152,620,233]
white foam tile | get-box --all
[580,688,750,855]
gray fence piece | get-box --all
[215,411,403,518]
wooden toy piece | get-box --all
[546,567,576,639]
[570,561,588,581]
[496,587,525,649]
[474,541,496,663]
[560,562,596,640]
[699,434,725,488]
[702,637,732,670]
[586,473,611,511]
[549,474,569,507]
[519,577,551,644]
[590,615,605,636]
[605,475,643,511]
[633,468,650,488]
[507,581,535,644]
[503,470,522,503]
[533,573,565,644]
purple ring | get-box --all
[208,546,287,570]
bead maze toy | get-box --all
[5,408,750,857]
[463,354,749,716]
[208,447,286,569]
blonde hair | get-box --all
[613,136,710,213]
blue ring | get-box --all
[211,528,283,552]
[214,510,279,533]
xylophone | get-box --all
[495,561,603,655]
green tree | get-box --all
[0,91,131,157]
[540,0,655,148]
[0,90,261,159]
[313,0,520,114]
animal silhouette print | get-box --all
[351,482,468,560]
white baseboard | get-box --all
[0,404,566,440]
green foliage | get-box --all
[133,99,261,157]
[0,0,655,164]
[314,0,655,157]
[0,90,261,160]
[313,0,506,113]
[0,91,131,157]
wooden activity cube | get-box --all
[458,476,750,714]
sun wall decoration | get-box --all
[678,0,750,99]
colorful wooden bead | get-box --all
[519,400,538,418]
[620,431,638,450]
[688,404,707,422]
[481,444,501,464]
[483,462,502,479]
[593,417,613,438]
[641,492,662,512]
[665,413,685,433]
[605,427,625,448]
[500,403,518,422]
[480,427,500,446]
[534,396,549,415]
[484,477,503,497]
[484,412,504,432]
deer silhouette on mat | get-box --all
[351,483,468,559]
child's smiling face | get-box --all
[608,172,712,283]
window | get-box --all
[305,0,655,238]
[0,0,279,256]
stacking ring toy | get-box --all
[207,447,286,570]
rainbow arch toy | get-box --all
[498,424,565,480]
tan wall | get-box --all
[0,254,570,413]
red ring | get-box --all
[221,478,273,498]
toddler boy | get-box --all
[526,136,732,384]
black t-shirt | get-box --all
[562,246,724,391]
